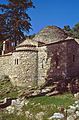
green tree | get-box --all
[64,25,71,31]
[72,23,79,39]
[63,25,73,37]
[0,0,34,44]
[63,23,79,39]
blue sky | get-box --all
[28,0,79,35]
[0,0,79,35]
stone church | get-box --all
[0,26,79,87]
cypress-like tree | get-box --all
[0,0,34,44]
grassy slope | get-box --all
[0,78,75,120]
[23,94,75,120]
[0,93,75,120]
[0,79,18,99]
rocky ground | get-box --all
[0,93,75,120]
[0,76,79,120]
[49,93,79,120]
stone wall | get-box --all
[46,41,68,80]
[45,40,79,81]
[0,54,12,78]
[37,41,68,86]
[38,46,51,86]
[0,49,38,87]
[67,40,79,78]
[11,50,38,87]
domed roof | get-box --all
[33,26,68,44]
[17,38,38,47]
[16,38,38,51]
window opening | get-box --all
[15,59,16,64]
[17,59,18,65]
[73,55,75,62]
[42,59,44,68]
[55,57,59,68]
[15,59,18,65]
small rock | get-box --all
[69,105,76,111]
[35,112,44,120]
[29,113,33,119]
[76,111,79,117]
[67,114,77,120]
[74,93,79,99]
[6,106,14,114]
[75,104,79,110]
[41,89,47,93]
[24,100,29,105]
[48,113,64,119]
[25,111,30,118]
[75,100,79,104]
[67,109,75,114]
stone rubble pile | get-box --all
[5,98,25,114]
[19,79,79,99]
[19,84,60,98]
[0,97,25,115]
